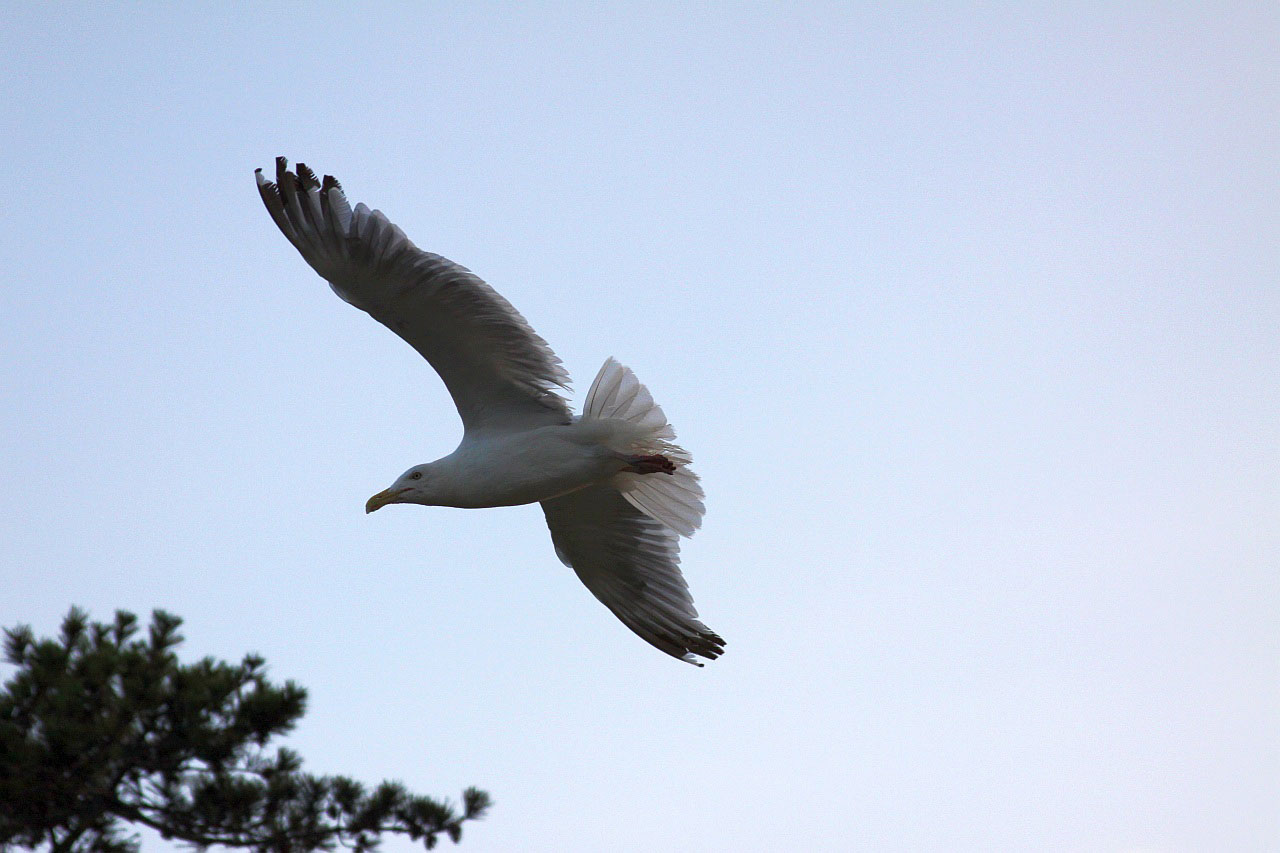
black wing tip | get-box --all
[261,157,344,197]
[296,162,321,190]
[255,169,281,203]
[275,156,295,189]
[680,629,726,666]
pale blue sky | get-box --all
[2,3,1277,851]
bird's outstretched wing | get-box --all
[257,158,571,433]
[542,485,724,665]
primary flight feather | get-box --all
[256,158,723,665]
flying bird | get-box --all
[256,158,723,665]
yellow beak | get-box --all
[365,488,409,514]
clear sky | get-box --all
[2,3,1276,851]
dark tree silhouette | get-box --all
[0,608,490,852]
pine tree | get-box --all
[0,608,490,852]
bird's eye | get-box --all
[409,471,423,480]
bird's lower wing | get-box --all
[541,486,724,665]
[257,158,571,433]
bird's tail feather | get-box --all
[583,358,705,537]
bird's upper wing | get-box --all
[257,158,571,433]
[542,485,724,665]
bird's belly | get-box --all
[446,432,620,508]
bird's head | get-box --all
[365,464,434,513]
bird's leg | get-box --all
[624,454,677,475]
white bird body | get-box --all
[257,158,723,664]
[421,419,648,509]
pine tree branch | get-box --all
[50,822,86,853]
[1,608,490,853]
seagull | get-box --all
[256,158,723,665]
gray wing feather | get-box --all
[258,158,571,433]
[542,486,724,665]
